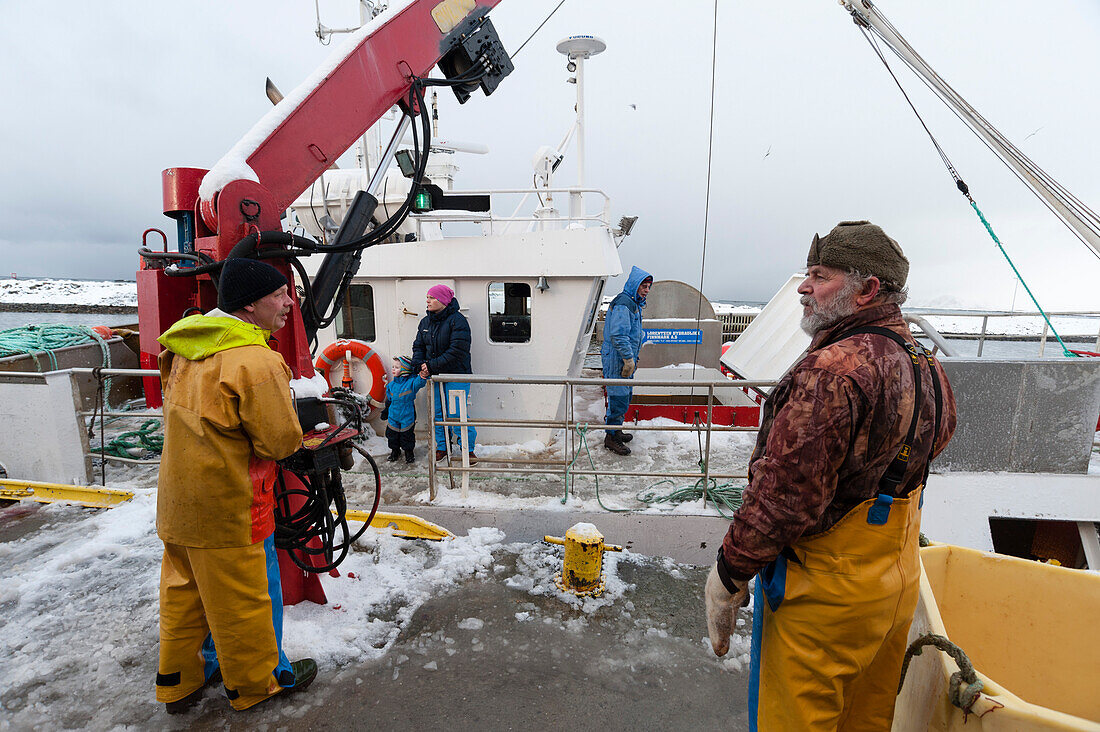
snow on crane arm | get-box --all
[197,0,418,205]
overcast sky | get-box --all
[2,0,1097,309]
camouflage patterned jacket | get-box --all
[721,303,957,581]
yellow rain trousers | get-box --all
[156,534,297,711]
[749,486,923,731]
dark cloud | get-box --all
[1,0,1097,307]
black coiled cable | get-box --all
[273,389,382,573]
[274,449,381,574]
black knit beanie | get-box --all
[217,258,288,313]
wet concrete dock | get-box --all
[1,501,752,731]
[183,551,752,731]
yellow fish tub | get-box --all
[894,544,1100,731]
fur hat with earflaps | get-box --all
[807,220,909,290]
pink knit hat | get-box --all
[427,284,454,305]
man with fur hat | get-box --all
[705,221,957,730]
[155,257,316,714]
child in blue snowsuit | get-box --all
[382,356,428,463]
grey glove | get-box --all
[705,561,750,656]
[620,358,636,378]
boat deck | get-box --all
[0,498,752,730]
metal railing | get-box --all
[409,187,613,238]
[67,368,163,469]
[904,309,1100,357]
[427,373,772,504]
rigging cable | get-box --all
[851,7,1100,264]
[690,0,720,386]
[511,0,568,60]
[857,25,1079,358]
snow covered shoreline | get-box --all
[2,278,1097,338]
[0,279,138,308]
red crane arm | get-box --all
[142,0,508,386]
[198,0,504,242]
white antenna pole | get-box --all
[576,55,585,187]
[556,36,606,191]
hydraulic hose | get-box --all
[274,448,381,574]
[273,389,382,573]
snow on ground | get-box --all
[0,278,137,307]
[710,303,762,316]
[0,480,750,728]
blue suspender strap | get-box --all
[867,493,894,525]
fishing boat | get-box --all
[1,1,1098,728]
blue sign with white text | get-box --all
[644,329,702,344]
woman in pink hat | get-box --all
[412,284,477,463]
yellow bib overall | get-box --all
[156,534,296,711]
[749,486,923,731]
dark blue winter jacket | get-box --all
[412,298,473,376]
[384,374,428,431]
[601,265,651,378]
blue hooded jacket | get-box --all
[384,374,428,431]
[601,265,651,378]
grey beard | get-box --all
[799,287,860,335]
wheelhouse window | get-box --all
[584,279,605,334]
[488,282,531,343]
[337,284,376,340]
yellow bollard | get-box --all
[543,522,623,597]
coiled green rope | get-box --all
[0,323,114,375]
[0,323,107,360]
[636,459,745,519]
[90,419,164,458]
[565,423,630,512]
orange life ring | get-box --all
[314,339,387,403]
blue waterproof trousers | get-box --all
[604,380,633,434]
[432,381,476,451]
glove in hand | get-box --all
[621,358,636,378]
[705,563,749,656]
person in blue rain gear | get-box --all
[600,265,653,455]
[381,355,428,463]
[412,284,477,464]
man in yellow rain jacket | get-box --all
[155,258,315,714]
[705,221,956,731]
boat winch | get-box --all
[544,522,622,597]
